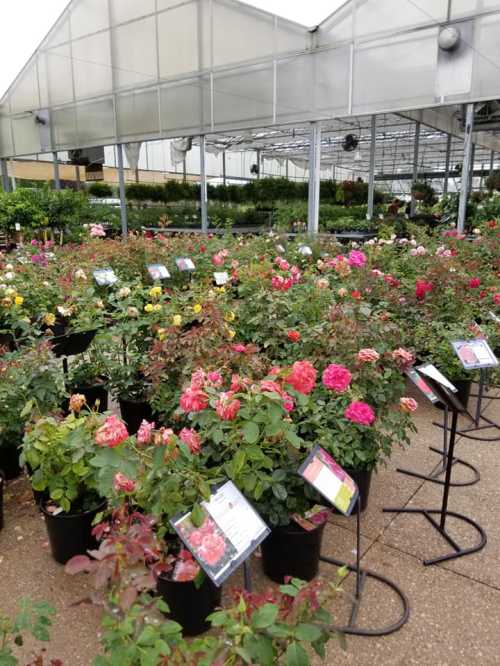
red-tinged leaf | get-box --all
[65,555,95,575]
[94,562,113,589]
[120,586,138,611]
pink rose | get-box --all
[282,392,295,413]
[190,368,206,389]
[162,428,175,445]
[392,348,414,369]
[180,386,209,413]
[95,415,129,448]
[137,420,155,445]
[493,293,500,305]
[344,401,376,426]
[260,379,283,395]
[179,428,202,454]
[357,348,380,363]
[113,472,136,493]
[215,393,241,421]
[231,343,247,353]
[207,371,223,386]
[212,253,224,266]
[286,360,317,395]
[400,397,418,413]
[322,364,352,393]
[348,250,367,268]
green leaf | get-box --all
[272,484,287,501]
[190,503,205,528]
[207,611,228,627]
[251,603,279,629]
[294,623,322,642]
[285,429,303,448]
[233,449,247,474]
[242,421,260,444]
[286,642,309,666]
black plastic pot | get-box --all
[344,468,373,512]
[261,521,325,584]
[156,572,222,636]
[0,471,4,531]
[0,440,22,480]
[51,329,97,358]
[119,398,153,435]
[63,382,108,414]
[41,499,106,565]
[436,378,472,411]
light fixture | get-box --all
[438,26,461,52]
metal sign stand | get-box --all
[397,404,480,487]
[384,401,487,566]
[320,496,410,636]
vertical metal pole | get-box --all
[222,150,227,186]
[256,149,261,179]
[440,409,458,530]
[9,161,16,191]
[307,121,321,235]
[1,159,11,192]
[468,143,476,194]
[443,134,452,196]
[458,103,474,234]
[200,135,208,233]
[53,152,61,190]
[410,121,421,217]
[367,115,376,220]
[183,157,187,184]
[116,143,128,239]
[489,150,495,178]
[285,159,289,179]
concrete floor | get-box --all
[1,382,499,665]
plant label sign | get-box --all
[451,339,498,370]
[176,257,195,272]
[417,363,457,393]
[170,481,269,587]
[93,268,118,286]
[298,245,313,256]
[405,368,439,404]
[299,445,359,516]
[147,264,170,281]
[213,271,229,286]
[489,311,500,324]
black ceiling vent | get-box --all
[342,134,359,152]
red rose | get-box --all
[287,330,301,343]
[468,278,481,288]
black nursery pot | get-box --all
[156,573,222,636]
[344,468,373,512]
[119,398,153,435]
[261,521,325,584]
[0,471,4,532]
[63,382,109,414]
[41,500,106,565]
[0,440,22,481]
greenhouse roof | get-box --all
[2,0,500,159]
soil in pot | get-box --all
[41,497,106,565]
[119,398,153,435]
[0,439,22,480]
[156,572,222,636]
[0,471,4,531]
[261,521,325,584]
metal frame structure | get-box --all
[2,0,500,233]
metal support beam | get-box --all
[367,115,376,220]
[307,122,321,235]
[116,143,128,239]
[410,121,421,217]
[53,152,61,190]
[200,135,208,233]
[9,161,16,191]
[458,103,474,234]
[222,150,227,186]
[489,150,495,177]
[256,149,261,179]
[443,134,452,196]
[468,143,476,193]
[1,159,10,192]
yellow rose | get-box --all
[193,303,202,314]
[172,314,182,327]
[149,286,162,299]
[227,328,236,339]
[153,304,162,312]
[215,286,226,294]
[14,296,24,306]
[157,328,167,341]
[224,311,235,322]
[44,313,56,326]
[144,304,154,313]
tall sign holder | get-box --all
[384,365,487,565]
[299,446,410,636]
[396,367,480,487]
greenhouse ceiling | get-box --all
[2,0,500,159]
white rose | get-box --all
[4,272,14,281]
[118,287,131,299]
[5,264,13,271]
[75,269,87,281]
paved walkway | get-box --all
[0,382,498,664]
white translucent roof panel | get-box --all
[2,0,500,157]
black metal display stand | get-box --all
[320,497,410,636]
[397,405,480,487]
[442,369,500,442]
[384,381,487,566]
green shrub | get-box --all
[88,182,114,198]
